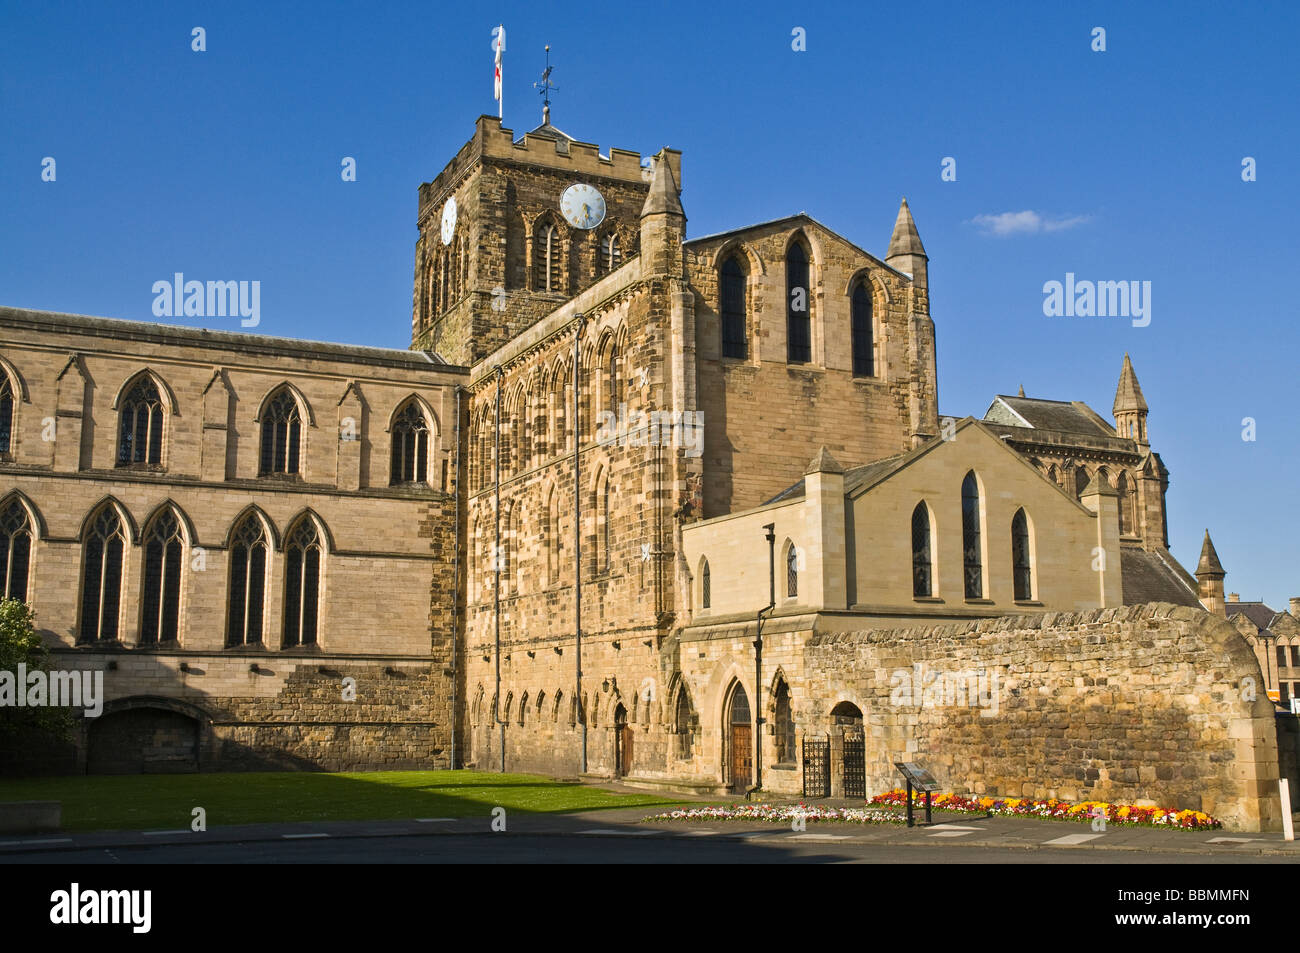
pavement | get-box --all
[2,791,1298,861]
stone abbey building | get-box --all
[0,115,1286,829]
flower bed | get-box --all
[869,790,1221,829]
[644,803,902,825]
[642,793,1222,830]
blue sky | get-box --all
[2,1,1297,606]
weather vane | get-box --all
[533,44,557,125]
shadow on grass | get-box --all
[0,770,683,833]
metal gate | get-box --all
[802,736,829,798]
[842,735,866,799]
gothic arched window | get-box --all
[599,233,622,274]
[283,518,323,647]
[537,222,562,292]
[851,280,874,377]
[720,256,747,360]
[1074,467,1090,500]
[773,678,795,764]
[79,506,126,643]
[606,346,620,415]
[1116,472,1136,536]
[1012,507,1033,601]
[228,514,269,646]
[786,543,799,598]
[140,508,184,644]
[0,499,33,602]
[962,471,983,599]
[700,559,711,609]
[0,375,14,456]
[260,388,302,476]
[912,501,932,598]
[391,401,430,485]
[786,241,811,363]
[546,488,560,586]
[594,472,612,574]
[117,376,164,466]
[675,687,695,759]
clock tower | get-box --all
[411,114,680,366]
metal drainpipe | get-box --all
[572,313,587,775]
[494,366,504,773]
[450,386,462,770]
[752,522,776,795]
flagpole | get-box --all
[495,24,504,120]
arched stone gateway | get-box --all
[724,682,753,794]
[829,701,866,798]
[87,705,200,774]
[613,703,631,778]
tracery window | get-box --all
[391,402,430,484]
[117,377,164,466]
[227,514,269,646]
[140,509,184,644]
[0,500,33,602]
[79,507,126,643]
[260,389,302,476]
[283,519,323,647]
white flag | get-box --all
[493,25,505,103]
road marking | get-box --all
[1206,837,1260,844]
[793,833,849,841]
[577,829,655,836]
[927,824,984,838]
[143,830,190,836]
[417,818,455,823]
[282,833,329,839]
[1043,833,1103,846]
[0,841,22,847]
[678,830,716,836]
[20,838,73,845]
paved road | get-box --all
[9,833,1282,864]
[6,828,1291,864]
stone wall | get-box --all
[802,603,1280,831]
[16,654,455,774]
[685,217,938,517]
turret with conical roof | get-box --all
[1113,353,1149,445]
[1196,530,1227,616]
[885,197,927,292]
[639,148,686,278]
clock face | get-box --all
[560,183,606,230]
[440,198,457,246]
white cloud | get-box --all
[969,210,1092,237]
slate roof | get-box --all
[1226,601,1280,632]
[1120,547,1201,607]
[0,307,454,369]
[983,396,1115,436]
[519,121,575,143]
[762,452,908,505]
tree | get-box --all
[0,598,73,740]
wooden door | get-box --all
[731,724,752,791]
[619,725,633,776]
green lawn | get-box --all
[0,771,682,832]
